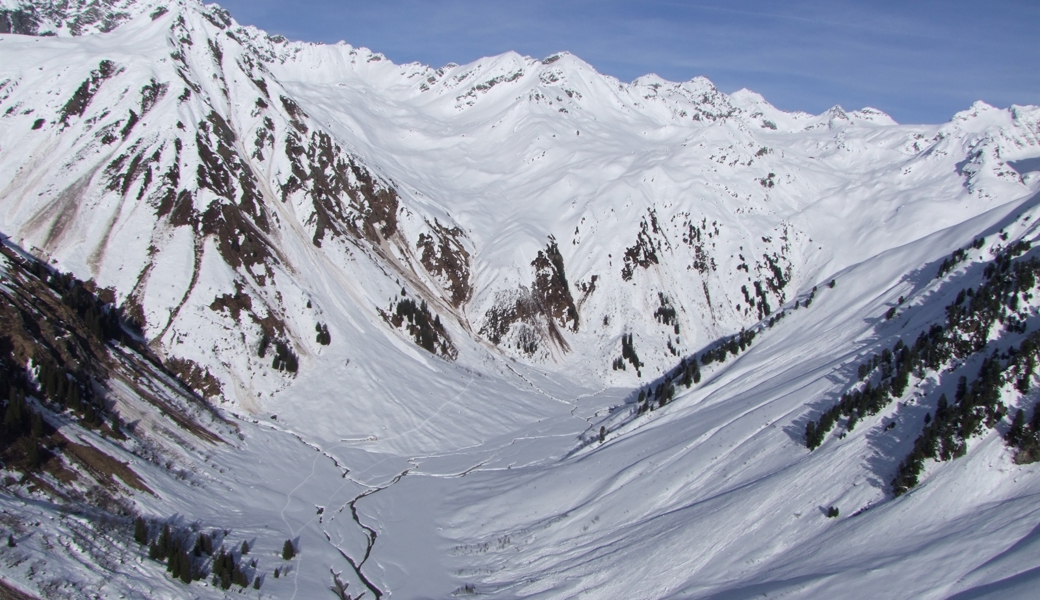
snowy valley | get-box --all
[1,0,1040,598]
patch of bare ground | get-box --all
[0,579,42,600]
[62,441,152,495]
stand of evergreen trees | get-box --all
[146,524,208,584]
[654,293,679,334]
[893,328,1040,493]
[258,334,300,372]
[700,329,756,366]
[808,241,1037,451]
[382,297,456,358]
[603,275,817,442]
[620,324,752,424]
[0,240,150,475]
[802,239,1040,495]
[1006,399,1040,463]
[212,546,251,589]
[619,333,641,373]
[315,322,331,345]
[136,518,260,589]
[271,340,299,372]
[2,383,48,471]
[936,237,986,279]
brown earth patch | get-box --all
[64,441,152,495]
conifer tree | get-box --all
[25,440,40,470]
[177,549,192,583]
[30,410,43,438]
[134,517,149,545]
[155,524,172,560]
[4,392,24,432]
[1007,409,1025,446]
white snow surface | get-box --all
[0,1,1039,598]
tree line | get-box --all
[802,238,1040,495]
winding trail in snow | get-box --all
[274,375,477,599]
[269,349,628,599]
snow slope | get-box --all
[0,1,1039,598]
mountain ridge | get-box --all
[1,0,1038,408]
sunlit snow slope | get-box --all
[1,0,1040,599]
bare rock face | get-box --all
[531,238,578,333]
[621,210,662,281]
[417,220,471,308]
[280,125,401,248]
[479,238,577,356]
[0,0,141,37]
[479,287,543,355]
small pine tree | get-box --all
[134,517,149,545]
[282,539,295,560]
[4,392,24,432]
[1007,409,1025,446]
[25,440,41,470]
[661,383,675,404]
[7,534,15,547]
[194,532,213,556]
[168,546,181,578]
[155,524,172,560]
[598,426,605,443]
[30,410,43,438]
[241,539,250,555]
[66,383,81,412]
[178,551,192,584]
[315,323,331,345]
[826,506,839,518]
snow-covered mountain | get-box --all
[2,1,1040,598]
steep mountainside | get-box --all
[1,1,1040,599]
[1,0,1037,405]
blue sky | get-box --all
[214,0,1038,124]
